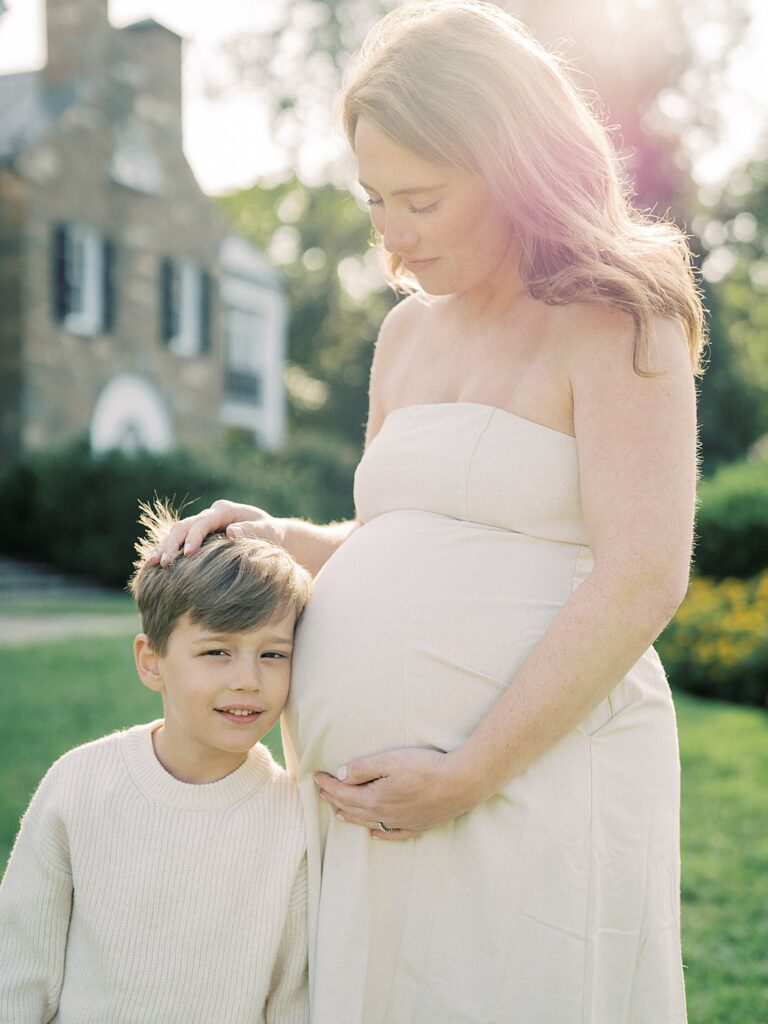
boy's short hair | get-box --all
[128,501,312,654]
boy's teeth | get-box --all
[226,708,256,716]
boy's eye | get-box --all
[262,651,290,660]
[365,196,383,208]
[203,649,228,657]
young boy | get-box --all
[0,503,312,1023]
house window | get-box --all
[160,259,211,357]
[111,118,164,195]
[225,308,266,405]
[52,224,114,335]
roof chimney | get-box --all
[44,0,111,90]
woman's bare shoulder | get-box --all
[366,295,437,443]
[559,302,690,381]
[377,293,432,348]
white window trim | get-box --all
[111,116,164,196]
[225,306,267,405]
[168,261,202,357]
[64,226,104,337]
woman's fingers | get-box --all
[226,518,282,545]
[331,808,418,841]
[315,775,378,820]
[314,748,467,833]
[182,511,229,556]
[149,500,270,566]
[148,517,195,565]
[149,510,219,565]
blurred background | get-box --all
[0,2,766,1020]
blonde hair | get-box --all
[129,501,312,654]
[342,0,706,375]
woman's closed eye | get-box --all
[409,201,439,215]
[365,197,439,215]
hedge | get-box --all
[694,457,768,579]
[0,433,357,588]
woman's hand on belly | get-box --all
[314,747,482,839]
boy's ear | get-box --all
[134,634,164,694]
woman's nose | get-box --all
[379,215,418,255]
[382,229,418,254]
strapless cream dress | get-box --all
[283,402,686,1024]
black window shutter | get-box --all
[160,258,173,344]
[102,238,116,333]
[199,269,212,353]
[51,223,69,323]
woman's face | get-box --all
[354,117,515,297]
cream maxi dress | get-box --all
[283,401,687,1024]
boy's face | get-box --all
[134,608,297,784]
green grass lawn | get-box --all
[674,690,768,1021]
[0,632,766,1022]
[0,592,137,616]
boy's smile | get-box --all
[215,706,266,722]
[134,609,297,784]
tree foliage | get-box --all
[213,0,750,202]
[705,161,768,392]
[212,0,762,468]
[218,179,395,446]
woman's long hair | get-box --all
[341,0,706,375]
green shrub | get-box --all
[0,432,358,587]
[657,571,768,707]
[0,441,233,586]
[214,428,358,524]
[695,458,768,578]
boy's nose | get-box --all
[228,661,262,691]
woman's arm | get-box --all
[315,312,698,837]
[150,499,358,578]
[273,517,359,577]
[152,300,416,575]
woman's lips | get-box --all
[402,257,438,272]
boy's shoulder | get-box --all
[248,743,299,799]
[41,722,156,791]
[246,744,304,825]
[17,724,156,851]
[243,745,305,866]
[52,721,154,765]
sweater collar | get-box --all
[122,721,278,811]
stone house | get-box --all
[0,0,287,462]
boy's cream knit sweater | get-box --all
[0,722,308,1024]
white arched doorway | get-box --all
[90,374,174,455]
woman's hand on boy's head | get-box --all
[150,500,280,567]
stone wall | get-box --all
[12,5,229,455]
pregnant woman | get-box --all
[155,2,704,1020]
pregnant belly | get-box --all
[285,511,585,777]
